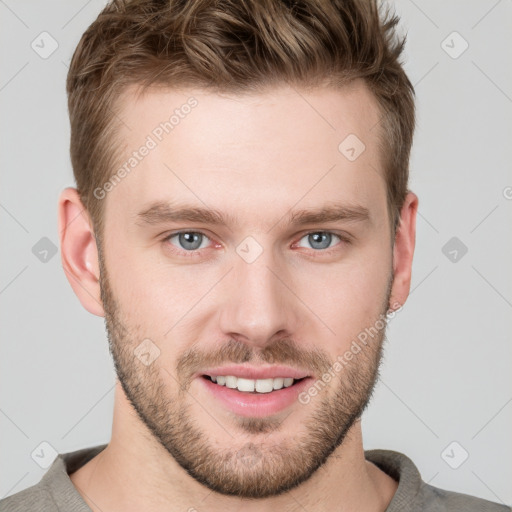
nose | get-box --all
[218,241,300,349]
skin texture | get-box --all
[59,80,418,512]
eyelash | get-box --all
[161,230,351,258]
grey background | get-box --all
[1,0,511,505]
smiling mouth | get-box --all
[202,375,307,394]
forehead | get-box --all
[105,82,386,229]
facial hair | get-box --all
[98,243,393,499]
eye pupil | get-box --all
[179,232,202,250]
[308,232,331,250]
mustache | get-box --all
[176,337,333,388]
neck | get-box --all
[70,382,397,512]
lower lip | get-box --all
[198,376,312,418]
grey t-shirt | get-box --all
[1,444,509,511]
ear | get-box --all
[58,187,105,317]
[389,191,419,312]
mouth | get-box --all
[196,366,313,418]
[202,374,307,394]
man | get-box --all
[1,0,508,511]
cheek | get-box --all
[103,242,166,322]
[291,247,391,347]
[106,243,215,344]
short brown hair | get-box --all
[66,0,415,240]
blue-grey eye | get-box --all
[298,232,340,250]
[169,232,210,251]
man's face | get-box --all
[98,82,395,498]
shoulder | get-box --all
[0,444,107,512]
[365,448,510,512]
[0,484,58,512]
[417,483,511,512]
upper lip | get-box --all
[198,365,311,380]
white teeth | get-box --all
[225,376,238,389]
[283,378,294,388]
[209,375,298,392]
[255,378,274,393]
[273,377,284,390]
[237,378,255,392]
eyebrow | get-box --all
[135,201,371,228]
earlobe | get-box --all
[389,191,419,311]
[58,187,105,317]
